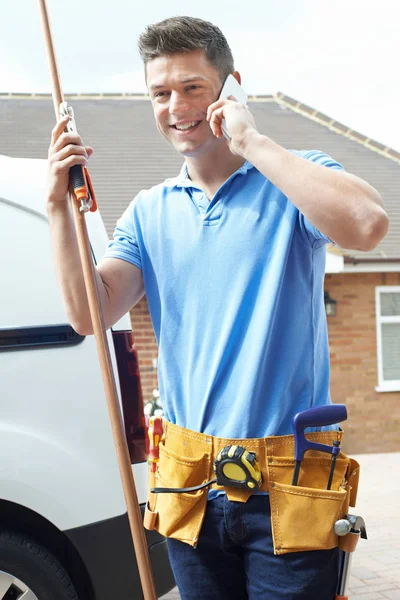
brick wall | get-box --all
[325,271,400,454]
[131,272,400,454]
[130,297,159,405]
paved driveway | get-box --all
[161,453,400,599]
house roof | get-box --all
[0,92,399,261]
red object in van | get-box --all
[112,331,148,463]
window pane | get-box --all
[381,292,400,317]
[0,201,67,327]
[382,323,400,380]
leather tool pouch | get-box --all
[268,449,360,555]
[144,422,361,554]
[145,442,210,546]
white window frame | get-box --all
[375,286,400,392]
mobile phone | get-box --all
[218,74,248,140]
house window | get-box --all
[376,286,400,392]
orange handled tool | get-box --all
[148,416,164,473]
[59,102,97,213]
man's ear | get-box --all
[232,71,241,85]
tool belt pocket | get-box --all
[269,481,348,555]
[268,455,351,555]
[150,443,209,545]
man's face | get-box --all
[146,50,225,157]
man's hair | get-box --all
[138,16,234,82]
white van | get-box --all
[0,155,175,599]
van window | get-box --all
[0,198,67,328]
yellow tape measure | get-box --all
[214,445,262,490]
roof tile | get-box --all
[0,94,398,261]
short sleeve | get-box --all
[102,200,142,270]
[298,150,345,248]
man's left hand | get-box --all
[206,97,259,157]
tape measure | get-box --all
[214,445,262,490]
[151,444,262,494]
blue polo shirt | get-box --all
[104,150,344,439]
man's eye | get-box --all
[187,85,200,91]
[154,91,169,99]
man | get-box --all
[47,16,388,600]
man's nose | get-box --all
[169,91,190,114]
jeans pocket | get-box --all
[269,481,347,555]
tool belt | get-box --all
[144,419,360,555]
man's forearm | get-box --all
[47,199,109,335]
[241,133,389,251]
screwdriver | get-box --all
[327,440,341,490]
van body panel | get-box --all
[0,154,174,596]
[0,340,149,527]
[0,153,149,524]
[65,508,175,600]
[0,155,131,332]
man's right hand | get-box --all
[47,115,94,203]
[46,115,144,334]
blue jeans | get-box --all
[167,494,339,600]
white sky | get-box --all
[1,0,399,150]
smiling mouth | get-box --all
[172,120,202,132]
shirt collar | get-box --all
[164,160,255,190]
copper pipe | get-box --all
[37,2,157,598]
